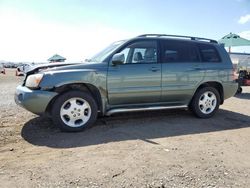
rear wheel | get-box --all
[191,87,220,118]
[51,91,98,132]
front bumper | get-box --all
[15,85,58,115]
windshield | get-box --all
[88,40,126,62]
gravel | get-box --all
[0,69,250,187]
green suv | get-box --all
[15,34,238,132]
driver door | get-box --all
[107,40,162,105]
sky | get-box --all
[0,0,250,62]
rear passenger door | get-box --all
[160,39,205,104]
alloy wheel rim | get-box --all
[198,91,217,114]
[60,97,91,127]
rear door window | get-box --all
[198,43,221,62]
[161,40,200,63]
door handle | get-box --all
[194,67,202,70]
[188,66,202,71]
[150,67,160,72]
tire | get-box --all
[236,87,242,94]
[190,87,220,118]
[51,90,98,132]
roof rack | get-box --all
[137,34,218,44]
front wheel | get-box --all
[51,91,98,132]
[190,87,220,118]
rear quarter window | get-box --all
[198,43,221,62]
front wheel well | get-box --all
[193,82,224,105]
[45,83,103,115]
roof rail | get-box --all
[137,34,218,44]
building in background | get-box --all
[48,54,66,63]
[229,52,250,65]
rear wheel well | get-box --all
[193,82,224,104]
[46,83,103,114]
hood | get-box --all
[26,61,107,76]
[26,62,84,75]
[47,61,107,72]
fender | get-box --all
[39,69,108,114]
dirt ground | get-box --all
[0,69,250,188]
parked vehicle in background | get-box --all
[4,62,15,68]
[236,57,250,93]
[16,66,25,76]
[0,64,5,74]
[15,64,31,76]
[15,34,238,132]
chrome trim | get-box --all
[106,105,188,116]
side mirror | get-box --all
[111,53,125,65]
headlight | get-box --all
[25,74,44,88]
